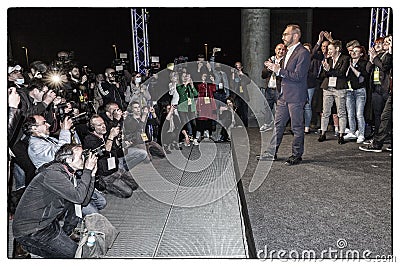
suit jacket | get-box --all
[319,54,350,90]
[278,44,311,103]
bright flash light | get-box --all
[44,70,65,89]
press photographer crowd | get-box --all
[7,28,392,258]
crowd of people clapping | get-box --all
[7,28,392,258]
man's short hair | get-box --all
[22,116,38,136]
[89,114,103,130]
[330,40,343,51]
[27,78,45,92]
[55,144,81,164]
[346,40,360,49]
[287,24,301,37]
[105,102,119,113]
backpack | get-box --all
[75,213,118,258]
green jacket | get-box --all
[176,84,198,112]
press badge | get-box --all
[187,98,192,105]
[218,83,223,89]
[141,132,149,142]
[328,77,337,87]
[75,204,82,218]
[347,81,353,91]
[204,97,210,104]
[239,85,244,93]
[373,70,381,84]
[107,156,116,170]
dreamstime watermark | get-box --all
[257,238,396,262]
[124,61,274,207]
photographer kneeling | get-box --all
[12,144,98,258]
[84,115,138,198]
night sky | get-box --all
[8,7,377,74]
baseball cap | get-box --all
[8,65,22,74]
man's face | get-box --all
[132,104,141,117]
[92,117,107,136]
[33,115,50,136]
[32,86,49,102]
[282,27,295,47]
[383,37,391,51]
[110,104,122,120]
[351,47,362,60]
[68,146,85,170]
[327,44,338,58]
[106,69,116,82]
[374,41,383,52]
[8,69,24,82]
[234,62,242,70]
[321,41,329,55]
[275,44,287,58]
[347,46,354,55]
[70,67,80,80]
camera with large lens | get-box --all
[70,112,90,125]
[82,144,107,158]
[54,103,70,121]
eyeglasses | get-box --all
[35,120,47,126]
[282,32,293,37]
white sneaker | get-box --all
[260,122,274,132]
[204,130,210,139]
[343,132,357,140]
[363,139,373,145]
[195,131,201,140]
[345,128,350,134]
[193,139,199,146]
[356,135,365,144]
[355,130,359,137]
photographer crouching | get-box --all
[12,144,98,258]
[83,115,139,198]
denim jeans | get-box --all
[304,87,315,128]
[125,147,148,169]
[265,87,278,115]
[13,163,26,191]
[321,88,347,133]
[16,221,78,258]
[346,88,366,136]
[82,190,107,216]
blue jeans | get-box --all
[82,190,107,216]
[16,221,77,258]
[265,87,278,114]
[13,163,26,190]
[304,87,315,128]
[125,147,148,169]
[346,88,366,136]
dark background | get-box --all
[8,7,382,74]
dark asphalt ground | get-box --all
[236,127,392,260]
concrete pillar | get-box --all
[241,9,270,120]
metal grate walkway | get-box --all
[102,142,249,258]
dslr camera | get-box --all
[82,144,107,158]
[70,112,90,125]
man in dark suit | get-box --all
[257,24,310,165]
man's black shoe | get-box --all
[284,155,302,166]
[12,240,31,258]
[69,232,81,243]
[338,135,345,144]
[318,134,326,142]
[256,152,277,161]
